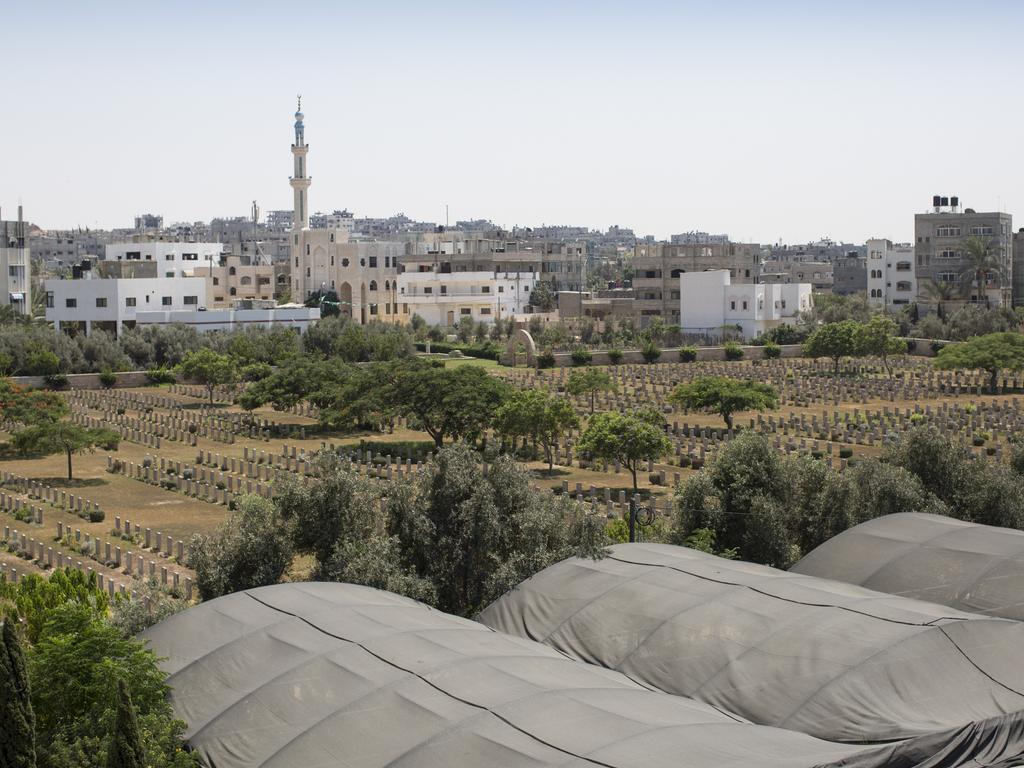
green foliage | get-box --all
[577,410,671,493]
[570,347,593,366]
[176,348,237,404]
[678,346,697,362]
[723,341,744,360]
[757,324,809,346]
[493,389,580,472]
[26,348,61,377]
[856,315,906,376]
[10,422,119,481]
[0,569,108,644]
[682,527,738,559]
[803,320,861,373]
[0,619,36,768]
[934,332,1024,393]
[566,368,615,414]
[321,536,438,604]
[762,341,782,359]
[669,376,778,429]
[187,495,294,601]
[529,281,556,312]
[107,579,187,638]
[144,368,176,385]
[607,348,623,365]
[105,679,145,768]
[537,349,556,368]
[98,370,117,388]
[640,340,661,363]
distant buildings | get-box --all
[865,238,916,308]
[914,196,1012,308]
[0,206,31,316]
[136,299,319,334]
[679,270,812,341]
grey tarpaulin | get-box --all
[479,542,1024,753]
[139,581,1024,768]
[792,512,1024,621]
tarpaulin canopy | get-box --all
[479,542,1024,749]
[791,512,1024,621]
[139,582,1024,768]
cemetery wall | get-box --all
[11,371,158,390]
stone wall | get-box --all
[10,371,161,390]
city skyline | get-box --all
[4,0,1023,242]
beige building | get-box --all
[631,241,761,325]
[195,254,276,307]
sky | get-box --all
[2,0,1023,244]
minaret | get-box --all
[290,96,310,230]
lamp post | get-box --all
[628,493,655,543]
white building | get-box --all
[136,300,320,334]
[104,242,224,277]
[397,270,537,325]
[0,207,31,316]
[866,238,916,308]
[679,270,812,341]
[45,268,207,335]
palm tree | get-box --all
[959,236,1003,307]
[920,278,964,320]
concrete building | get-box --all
[915,196,1012,307]
[311,209,355,233]
[632,240,762,326]
[832,253,868,296]
[0,206,31,316]
[759,256,833,291]
[397,270,537,325]
[135,299,319,334]
[679,270,811,341]
[45,265,207,335]
[866,238,916,308]
[104,241,225,277]
[194,253,275,307]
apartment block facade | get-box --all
[0,207,31,316]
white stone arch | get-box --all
[502,328,537,367]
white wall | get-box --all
[398,270,537,325]
[135,306,320,333]
[104,242,224,278]
[45,276,208,334]
[681,270,811,340]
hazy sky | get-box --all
[3,0,1022,244]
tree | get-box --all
[0,619,35,768]
[934,332,1024,393]
[855,314,906,378]
[920,278,963,320]
[0,569,109,645]
[11,422,119,481]
[390,362,509,448]
[176,348,237,405]
[105,679,145,768]
[238,356,348,412]
[669,376,778,430]
[960,236,1002,306]
[187,495,293,600]
[530,280,556,312]
[577,410,671,495]
[884,426,971,507]
[803,320,861,374]
[493,389,580,474]
[566,368,616,414]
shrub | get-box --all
[648,472,663,485]
[762,342,782,359]
[931,341,945,354]
[537,350,556,369]
[88,508,105,523]
[570,347,593,366]
[99,369,117,387]
[240,362,273,382]
[973,436,987,447]
[607,348,624,365]
[678,346,697,362]
[909,412,925,424]
[724,341,744,361]
[641,341,661,363]
[44,372,69,388]
[145,367,177,385]
[839,447,853,459]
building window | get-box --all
[126,251,141,260]
[937,271,958,283]
[342,258,349,267]
[95,297,107,308]
[165,254,174,261]
[938,250,959,259]
[369,257,377,268]
[730,301,736,310]
[161,296,172,306]
[424,287,433,294]
[230,288,237,296]
[936,226,961,238]
[482,286,490,293]
[440,285,447,295]
[498,286,504,293]
[460,308,472,315]
[183,253,198,261]
[896,282,912,291]
[969,226,993,236]
[165,272,175,278]
[742,300,748,310]
[65,298,77,308]
[369,280,378,291]
[45,292,54,308]
[481,307,492,315]
[184,295,198,305]
[370,304,378,315]
[896,262,911,271]
[240,276,252,286]
[306,244,310,255]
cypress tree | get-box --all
[0,619,36,768]
[106,678,146,768]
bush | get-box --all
[839,447,854,459]
[678,346,697,362]
[88,508,105,523]
[648,472,663,485]
[44,372,68,388]
[570,347,593,366]
[762,342,782,359]
[240,362,273,382]
[973,436,987,447]
[607,348,623,365]
[641,341,661,363]
[99,369,117,387]
[537,350,556,369]
[724,341,744,361]
[931,341,945,354]
[145,367,177,385]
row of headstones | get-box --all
[71,410,166,448]
[0,492,43,525]
[200,449,305,479]
[66,387,187,414]
[106,456,259,505]
[2,524,192,600]
[2,473,102,519]
[168,382,243,401]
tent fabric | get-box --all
[791,512,1024,621]
[138,582,1024,768]
[478,542,1024,748]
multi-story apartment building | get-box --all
[311,210,355,233]
[104,242,225,277]
[759,255,833,291]
[631,240,761,326]
[915,196,1012,307]
[865,238,916,308]
[194,253,276,307]
[832,253,867,296]
[396,270,537,326]
[680,270,812,341]
[0,206,31,316]
[1014,230,1024,307]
